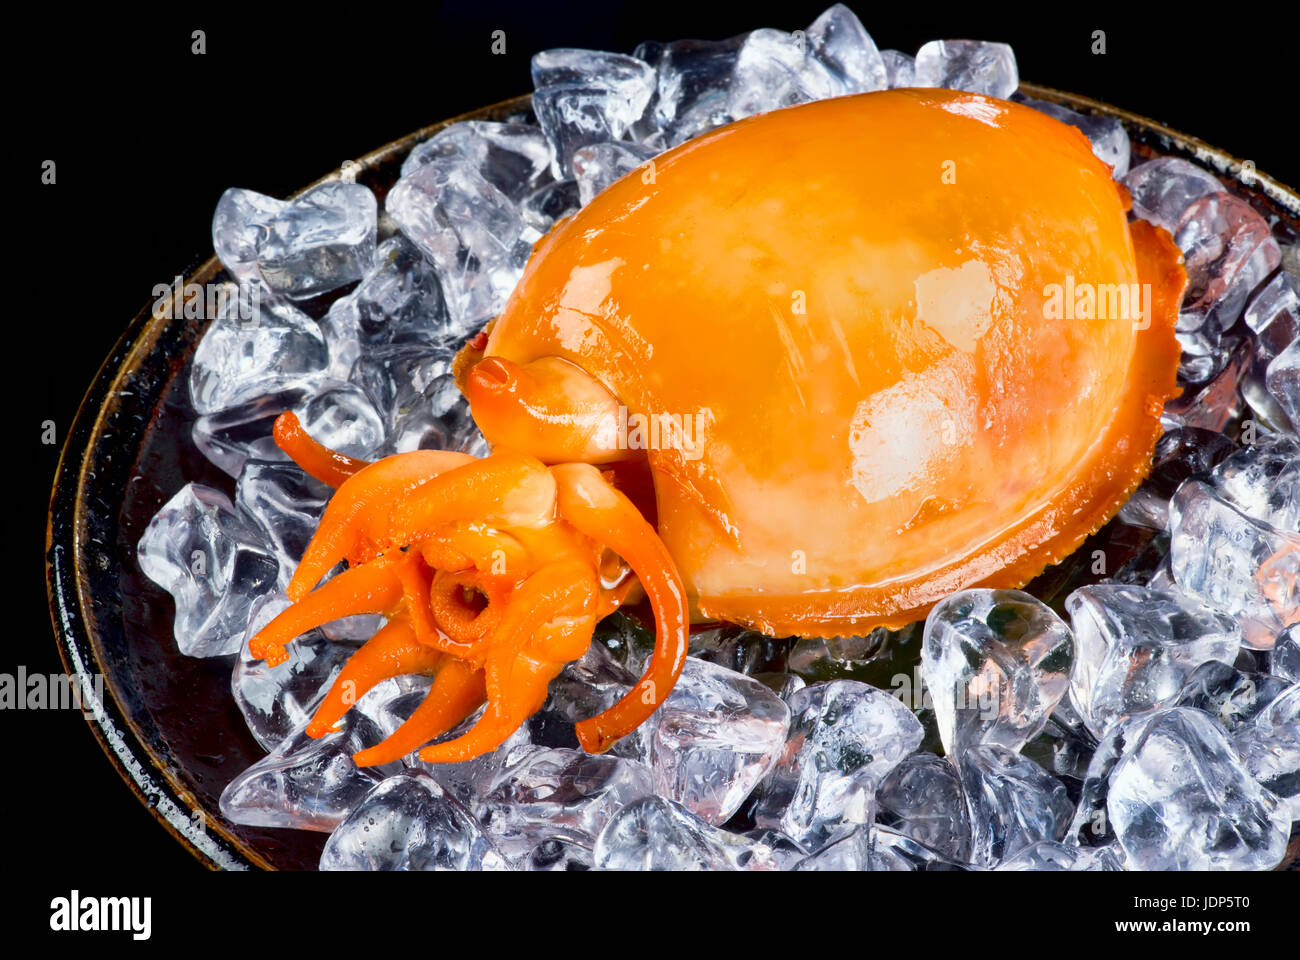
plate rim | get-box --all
[45,85,1300,871]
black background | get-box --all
[11,0,1298,939]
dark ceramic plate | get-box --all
[47,86,1300,871]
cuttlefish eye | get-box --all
[246,88,1184,764]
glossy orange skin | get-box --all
[469,88,1185,636]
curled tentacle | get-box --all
[273,411,371,489]
[352,659,487,767]
[417,561,598,763]
[552,463,690,754]
[248,553,408,666]
[287,449,477,601]
[306,617,443,738]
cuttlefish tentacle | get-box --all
[244,417,689,765]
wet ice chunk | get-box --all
[319,237,452,379]
[531,49,655,179]
[319,772,504,870]
[189,291,328,415]
[1244,272,1300,366]
[869,825,972,871]
[1170,480,1300,649]
[1124,158,1224,234]
[232,592,355,750]
[914,40,1017,99]
[805,4,886,93]
[137,483,279,658]
[880,50,915,87]
[212,188,286,286]
[520,180,581,235]
[1271,626,1300,682]
[639,36,742,146]
[293,381,386,461]
[995,839,1123,871]
[406,707,533,808]
[792,826,872,871]
[1173,660,1292,734]
[960,744,1073,867]
[875,751,971,861]
[191,384,318,477]
[219,711,401,832]
[593,795,782,870]
[573,141,659,207]
[255,183,377,300]
[385,159,526,328]
[1107,707,1290,869]
[234,462,329,582]
[922,589,1075,754]
[646,657,790,824]
[1118,426,1237,530]
[727,29,842,120]
[1175,193,1281,342]
[400,121,551,202]
[753,680,922,850]
[1267,339,1300,430]
[1066,584,1241,737]
[475,745,652,865]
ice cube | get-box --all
[593,795,782,870]
[727,28,842,121]
[646,657,790,824]
[1244,271,1300,365]
[401,121,552,202]
[191,384,320,477]
[922,588,1075,754]
[1107,707,1289,869]
[1267,339,1300,430]
[385,159,526,328]
[520,179,581,235]
[1066,584,1242,737]
[531,49,656,179]
[231,592,355,750]
[880,50,916,88]
[219,711,401,832]
[875,751,971,861]
[753,680,923,850]
[572,141,660,207]
[474,745,652,865]
[1117,427,1238,530]
[234,461,330,584]
[256,182,377,300]
[639,36,742,146]
[1271,625,1300,682]
[869,825,972,871]
[1169,480,1300,649]
[792,825,872,871]
[805,4,886,93]
[914,40,1018,99]
[189,291,329,416]
[1175,193,1281,342]
[995,839,1124,871]
[212,187,286,286]
[960,744,1073,867]
[136,483,280,658]
[1124,158,1224,234]
[405,707,534,808]
[1173,660,1292,734]
[319,772,505,870]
